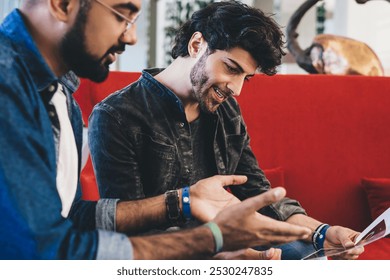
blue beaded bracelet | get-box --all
[182,186,192,221]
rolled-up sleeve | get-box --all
[96,198,119,231]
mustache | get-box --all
[215,86,234,97]
[101,45,126,61]
[224,88,234,97]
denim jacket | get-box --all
[0,10,132,259]
[89,69,306,221]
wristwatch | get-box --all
[165,189,181,226]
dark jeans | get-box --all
[256,240,316,260]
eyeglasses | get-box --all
[94,0,141,32]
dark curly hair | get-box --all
[171,0,285,75]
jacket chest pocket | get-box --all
[138,134,177,196]
[225,134,246,172]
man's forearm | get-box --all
[128,186,312,260]
[116,189,184,234]
[286,213,321,241]
[116,195,167,234]
[123,184,312,260]
[130,226,214,259]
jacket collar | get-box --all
[142,68,185,114]
[1,9,78,93]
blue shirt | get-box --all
[0,9,132,259]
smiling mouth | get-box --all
[213,86,228,101]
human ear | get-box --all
[48,0,78,22]
[188,32,206,58]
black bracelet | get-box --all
[165,190,181,226]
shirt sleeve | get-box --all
[96,198,119,231]
[96,230,133,259]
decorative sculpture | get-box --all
[286,0,385,76]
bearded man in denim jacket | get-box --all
[89,1,364,260]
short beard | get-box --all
[59,7,109,83]
[190,51,214,114]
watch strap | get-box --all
[165,189,181,226]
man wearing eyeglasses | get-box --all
[0,0,311,259]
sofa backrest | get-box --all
[238,74,390,231]
[74,72,142,126]
[74,72,390,232]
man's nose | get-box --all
[121,24,138,45]
[230,77,245,97]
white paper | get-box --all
[354,207,390,246]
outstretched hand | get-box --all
[189,175,245,222]
[212,187,311,251]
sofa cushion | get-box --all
[361,177,390,220]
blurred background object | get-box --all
[2,0,390,75]
[0,0,22,20]
[286,0,384,76]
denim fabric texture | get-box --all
[256,241,316,260]
[89,69,307,222]
[0,10,132,259]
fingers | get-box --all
[342,239,355,249]
[339,232,359,250]
[212,185,310,249]
[239,187,286,213]
[336,231,356,249]
[213,248,282,260]
[332,246,364,260]
[258,249,269,260]
[258,248,276,260]
[267,248,282,260]
[245,248,282,260]
[214,175,248,186]
[341,246,364,260]
[212,249,256,260]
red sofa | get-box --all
[74,72,390,260]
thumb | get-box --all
[258,248,282,260]
[341,238,355,249]
[258,248,273,260]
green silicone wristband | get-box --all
[204,222,223,253]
